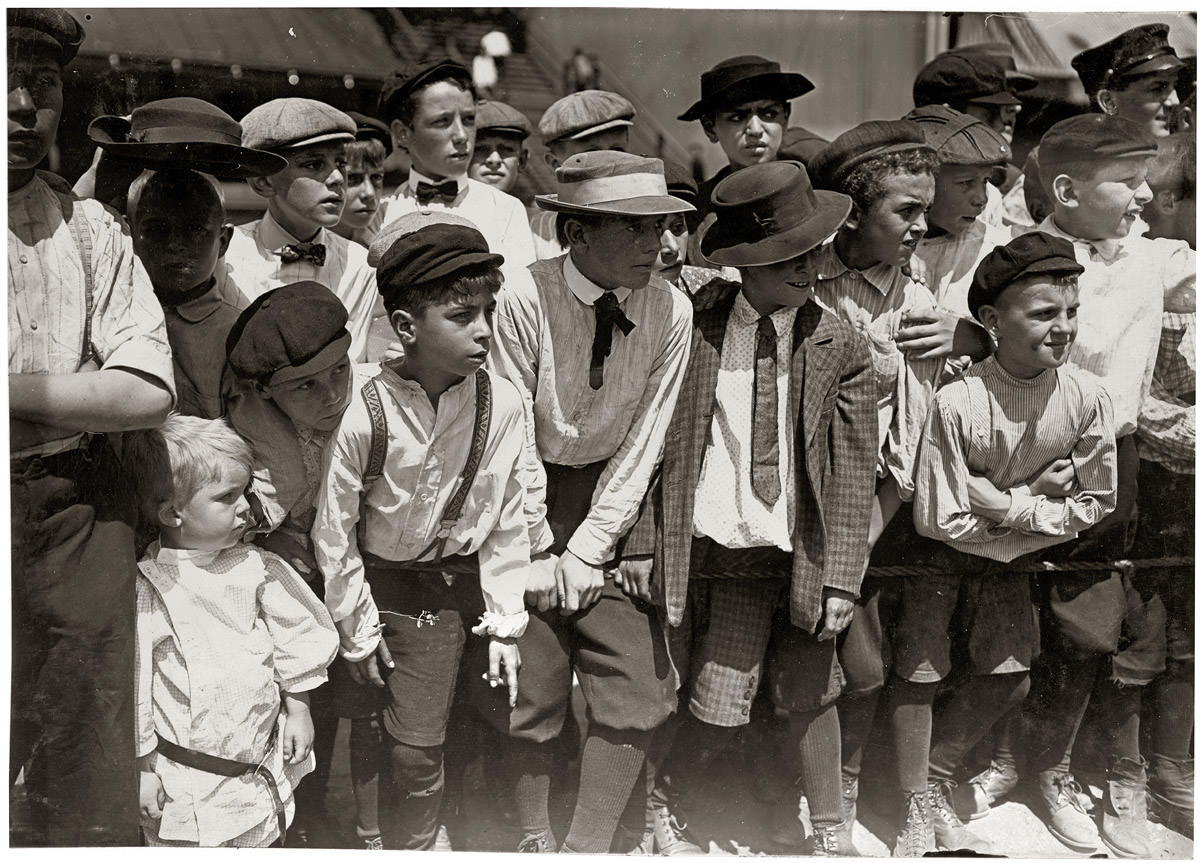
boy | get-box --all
[907,232,1119,856]
[1072,23,1185,138]
[484,151,694,853]
[469,98,531,196]
[333,111,391,248]
[219,97,380,364]
[1143,131,1196,244]
[627,160,875,856]
[8,8,175,845]
[529,88,636,259]
[378,57,536,283]
[126,414,338,847]
[312,214,531,850]
[1012,113,1195,857]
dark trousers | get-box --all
[10,438,139,846]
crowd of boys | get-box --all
[8,7,1195,856]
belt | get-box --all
[155,733,287,846]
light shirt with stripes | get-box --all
[490,253,693,566]
[913,356,1118,563]
[528,206,566,261]
[1137,311,1196,475]
[914,219,1012,316]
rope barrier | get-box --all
[689,556,1194,580]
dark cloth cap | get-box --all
[8,8,84,66]
[370,221,504,306]
[538,89,634,145]
[913,52,1022,108]
[699,160,852,267]
[809,119,933,191]
[949,41,1038,91]
[968,232,1083,319]
[663,160,698,204]
[777,125,830,167]
[226,281,350,383]
[347,110,393,156]
[679,55,814,122]
[1038,113,1158,175]
[1071,23,1183,95]
[378,57,471,120]
[903,105,1010,166]
[475,99,532,140]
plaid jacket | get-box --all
[622,281,876,633]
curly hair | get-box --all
[840,149,940,213]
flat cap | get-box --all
[379,57,471,120]
[370,219,503,308]
[1038,113,1158,175]
[913,52,1022,108]
[475,99,532,139]
[240,98,355,152]
[7,8,84,66]
[1071,23,1183,95]
[949,41,1038,91]
[904,105,1010,166]
[809,119,934,190]
[968,232,1084,320]
[538,90,634,145]
[346,110,393,156]
[226,281,351,384]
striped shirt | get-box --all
[914,219,1012,316]
[913,356,1118,562]
[1137,311,1196,475]
[491,254,693,566]
[216,210,380,363]
[136,542,337,846]
[529,207,565,261]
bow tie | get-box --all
[276,242,326,266]
[590,291,636,389]
[415,179,460,205]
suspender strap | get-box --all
[359,376,389,491]
[155,733,288,846]
[65,203,96,371]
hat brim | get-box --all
[534,193,695,216]
[561,117,634,141]
[678,72,815,121]
[1118,52,1185,83]
[968,90,1024,106]
[88,115,289,178]
[1006,72,1039,91]
[697,190,852,267]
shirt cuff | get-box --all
[999,489,1036,530]
[137,733,157,760]
[103,338,178,405]
[277,667,329,694]
[529,519,555,556]
[471,610,529,639]
[566,521,617,567]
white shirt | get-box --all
[914,219,1012,316]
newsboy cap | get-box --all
[904,105,1010,166]
[370,217,504,309]
[7,8,84,66]
[1071,23,1183,95]
[809,119,933,191]
[476,99,532,139]
[967,232,1084,320]
[378,56,471,121]
[949,41,1038,92]
[538,90,635,145]
[678,55,814,122]
[1038,113,1158,177]
[240,98,356,153]
[346,110,393,156]
[226,281,351,385]
[913,52,1022,108]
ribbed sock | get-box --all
[790,704,843,827]
[890,679,936,794]
[651,712,738,811]
[839,692,881,781]
[562,727,651,853]
[507,738,556,838]
[929,673,1030,781]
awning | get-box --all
[66,8,399,80]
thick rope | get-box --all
[688,556,1193,580]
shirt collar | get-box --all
[258,209,326,252]
[812,240,906,296]
[1039,215,1124,263]
[563,253,633,306]
[8,173,42,206]
[151,541,223,568]
[406,165,467,199]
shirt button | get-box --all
[19,254,28,264]
[743,690,753,700]
[29,321,37,331]
[741,707,750,716]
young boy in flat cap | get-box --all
[623,160,875,856]
[1072,23,1185,139]
[8,8,175,845]
[483,151,694,853]
[529,88,636,259]
[312,213,530,850]
[333,111,392,248]
[378,57,535,284]
[904,232,1119,856]
[220,97,380,364]
[469,98,531,196]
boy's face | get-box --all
[1108,70,1181,138]
[570,214,666,291]
[963,102,1020,144]
[469,131,526,193]
[394,80,475,180]
[1062,157,1154,241]
[651,213,689,284]
[133,187,229,297]
[256,142,347,235]
[852,171,935,268]
[927,164,992,237]
[705,98,788,170]
[981,276,1079,379]
[172,462,253,551]
[340,157,384,231]
[7,45,62,173]
[399,280,497,379]
[738,251,817,309]
[546,127,629,169]
[259,353,353,431]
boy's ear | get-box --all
[842,202,862,232]
[976,305,1000,340]
[1155,189,1178,214]
[1095,89,1119,117]
[562,216,590,249]
[519,147,529,169]
[247,173,277,199]
[1051,173,1077,208]
[543,149,561,170]
[390,119,410,154]
[700,116,718,144]
[389,308,417,343]
[157,499,182,528]
[218,224,234,258]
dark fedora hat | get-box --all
[88,97,286,178]
[698,160,851,267]
[679,56,814,122]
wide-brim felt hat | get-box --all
[698,160,851,267]
[679,55,814,121]
[88,97,287,178]
[535,151,695,217]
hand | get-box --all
[486,638,522,708]
[346,638,394,688]
[896,310,989,361]
[556,550,606,616]
[255,531,318,580]
[281,704,314,766]
[965,473,1012,522]
[139,771,166,820]
[1028,458,1077,498]
[817,588,856,641]
[615,555,653,602]
[524,551,560,613]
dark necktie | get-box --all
[751,315,781,505]
[590,291,636,390]
[276,242,326,266]
[415,180,459,205]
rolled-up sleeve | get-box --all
[260,553,339,692]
